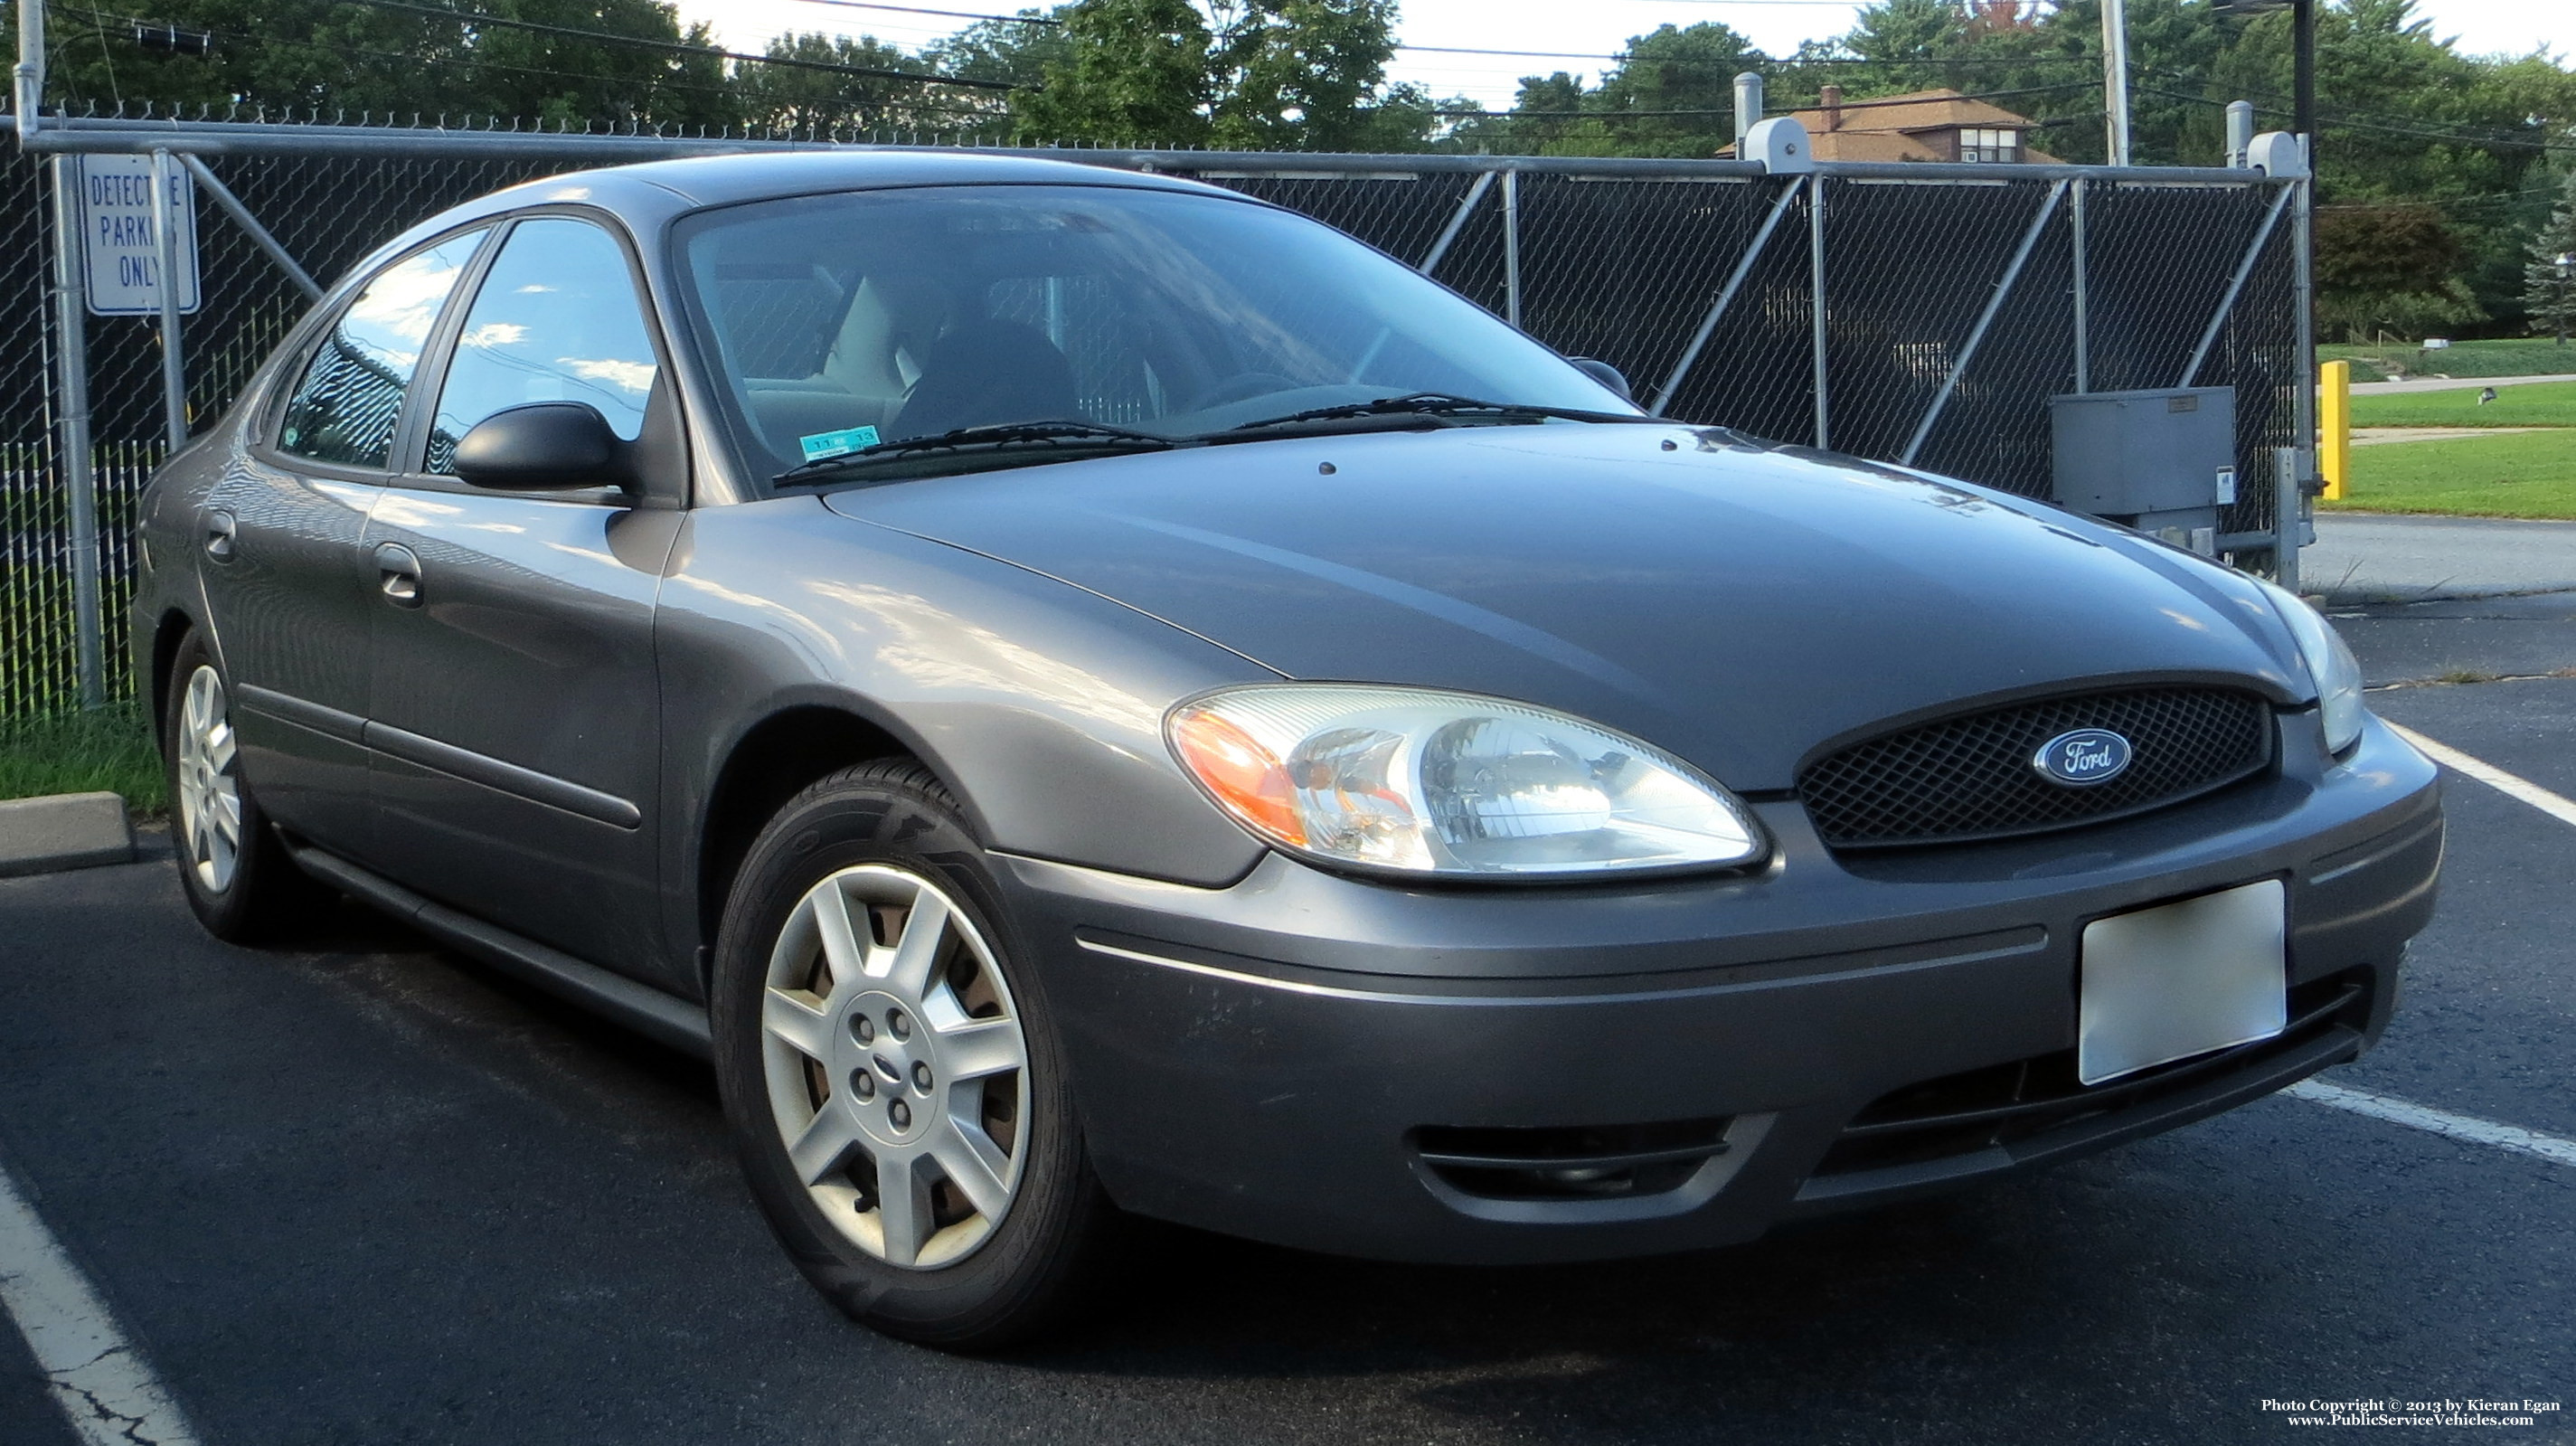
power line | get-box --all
[1401,45,2099,65]
[761,1,2084,68]
[780,0,1061,25]
[2136,85,2572,155]
[1442,79,2094,118]
[312,35,1009,118]
[2136,66,2571,152]
[341,0,1028,90]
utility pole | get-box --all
[2292,0,2315,152]
[2216,2,2317,159]
[2101,0,2133,165]
[2559,253,2573,346]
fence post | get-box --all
[1732,72,1762,146]
[13,0,42,142]
[2283,161,2316,592]
[2070,177,2090,392]
[2273,447,2302,596]
[1809,176,1829,449]
[150,148,189,452]
[47,155,104,709]
[1501,168,1522,328]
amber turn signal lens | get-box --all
[1169,706,1307,847]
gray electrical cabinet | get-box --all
[2048,387,2237,555]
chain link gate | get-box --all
[0,111,2313,722]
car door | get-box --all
[206,229,489,855]
[360,213,684,978]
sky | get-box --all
[676,0,2576,113]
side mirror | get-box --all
[1570,357,1635,403]
[452,402,638,492]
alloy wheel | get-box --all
[175,664,244,893]
[758,864,1032,1270]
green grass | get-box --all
[2320,336,2576,383]
[2323,429,2576,520]
[0,703,166,818]
[2346,382,2576,430]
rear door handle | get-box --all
[203,510,236,562]
[373,542,424,608]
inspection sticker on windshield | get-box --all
[799,425,881,461]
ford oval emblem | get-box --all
[2033,729,2133,787]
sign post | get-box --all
[149,150,190,449]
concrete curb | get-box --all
[2317,582,2576,608]
[0,792,137,879]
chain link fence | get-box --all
[0,114,2308,721]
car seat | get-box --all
[889,319,1080,441]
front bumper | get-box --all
[999,712,2442,1264]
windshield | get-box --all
[671,184,1636,484]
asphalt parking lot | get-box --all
[3,596,2571,1445]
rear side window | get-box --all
[278,231,486,468]
[425,217,660,476]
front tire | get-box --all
[165,635,326,941]
[710,761,1109,1349]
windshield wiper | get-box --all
[774,420,1181,487]
[1220,392,1659,437]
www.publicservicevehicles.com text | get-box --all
[2260,1400,2562,1427]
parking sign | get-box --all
[77,155,201,317]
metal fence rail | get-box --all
[0,113,2310,721]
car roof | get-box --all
[501,147,1225,213]
[346,149,1250,299]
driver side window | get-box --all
[425,217,660,476]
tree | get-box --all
[1587,23,1765,158]
[1205,0,1419,152]
[1014,0,1212,145]
[2315,203,2483,340]
[924,10,1071,92]
[738,31,972,136]
[2524,167,2576,344]
[20,0,741,128]
[1014,0,1426,150]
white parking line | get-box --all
[2288,1081,2576,1169]
[0,1163,199,1446]
[2384,720,2576,830]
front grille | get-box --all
[1798,686,2274,849]
[1809,971,2365,1179]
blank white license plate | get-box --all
[2078,880,2288,1086]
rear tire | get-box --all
[710,760,1109,1350]
[164,634,328,942]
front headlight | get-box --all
[2256,578,2364,754]
[1166,685,1766,879]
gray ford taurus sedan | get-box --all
[137,151,2442,1347]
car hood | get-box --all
[826,424,2306,791]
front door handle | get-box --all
[373,542,424,608]
[203,510,237,562]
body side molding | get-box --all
[362,719,644,829]
[234,683,366,743]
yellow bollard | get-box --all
[2318,359,2349,501]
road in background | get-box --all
[2351,373,2576,394]
[2307,517,2576,603]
